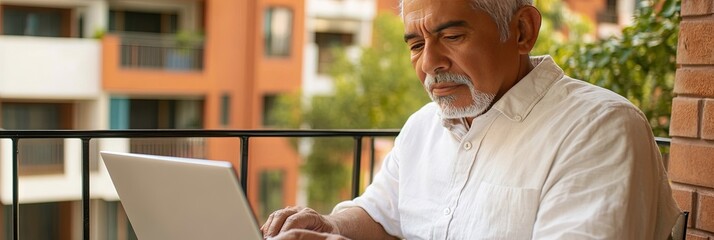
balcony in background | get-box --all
[130,137,206,159]
[18,139,65,176]
[0,36,101,99]
[119,32,204,71]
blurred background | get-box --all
[0,0,679,239]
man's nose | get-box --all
[420,42,450,75]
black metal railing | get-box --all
[0,130,672,240]
[0,129,400,240]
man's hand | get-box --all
[268,229,350,240]
[261,206,338,238]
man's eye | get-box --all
[444,35,463,41]
[410,43,424,51]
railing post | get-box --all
[369,137,376,184]
[352,136,363,199]
[240,136,249,197]
[81,138,91,240]
[11,138,18,240]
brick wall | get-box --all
[669,0,714,238]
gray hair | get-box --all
[400,0,533,41]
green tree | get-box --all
[271,13,430,213]
[546,0,680,137]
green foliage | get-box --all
[532,0,594,55]
[543,0,680,137]
[270,13,430,213]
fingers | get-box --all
[262,206,304,237]
[269,229,350,240]
[279,208,320,233]
[260,211,275,233]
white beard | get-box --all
[424,73,495,119]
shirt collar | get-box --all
[439,55,564,135]
[491,55,564,122]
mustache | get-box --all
[424,72,472,88]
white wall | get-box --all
[307,0,375,21]
[0,36,101,99]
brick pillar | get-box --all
[669,0,714,238]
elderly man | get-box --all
[262,0,681,239]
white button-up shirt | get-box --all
[334,56,680,239]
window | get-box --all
[1,103,70,130]
[264,7,293,57]
[220,94,231,127]
[2,5,70,37]
[315,32,354,74]
[127,99,203,129]
[259,170,285,222]
[105,201,138,240]
[2,102,72,175]
[598,0,618,23]
[109,10,178,34]
[123,99,206,159]
[110,97,130,130]
[3,202,71,240]
[262,94,279,127]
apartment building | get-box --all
[0,0,303,239]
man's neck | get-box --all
[464,55,535,126]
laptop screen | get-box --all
[101,151,262,240]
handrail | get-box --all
[0,129,399,240]
[0,129,670,240]
[0,129,400,138]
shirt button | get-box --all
[463,142,472,150]
[514,115,523,121]
[443,208,451,215]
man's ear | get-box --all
[513,6,542,54]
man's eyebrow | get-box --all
[404,33,419,42]
[403,20,468,43]
[432,20,468,33]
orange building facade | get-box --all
[100,0,305,220]
[0,0,305,238]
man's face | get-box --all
[403,0,521,118]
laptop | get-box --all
[100,151,263,240]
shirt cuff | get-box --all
[331,200,361,215]
[331,198,403,238]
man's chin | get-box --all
[437,105,480,119]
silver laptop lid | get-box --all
[101,151,262,240]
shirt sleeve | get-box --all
[531,106,680,240]
[332,145,403,238]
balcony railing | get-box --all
[119,32,204,71]
[130,137,206,159]
[18,139,64,175]
[0,130,671,240]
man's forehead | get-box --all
[403,0,433,21]
[404,9,428,23]
[402,0,467,25]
